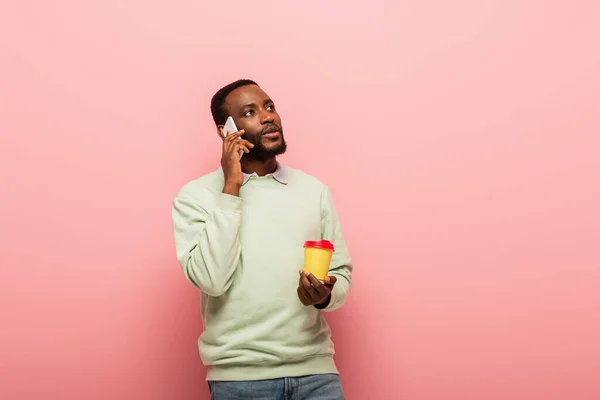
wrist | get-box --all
[314,293,331,309]
[222,182,241,197]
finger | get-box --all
[233,142,254,154]
[297,286,310,305]
[222,130,244,151]
[301,272,321,297]
[300,272,313,291]
[232,143,250,154]
[300,271,319,299]
[306,273,329,297]
[323,275,337,289]
[227,140,253,156]
[298,273,309,296]
[225,129,245,141]
[225,129,245,138]
[299,272,321,301]
[232,139,254,150]
[296,287,304,304]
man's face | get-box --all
[222,85,286,162]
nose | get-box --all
[260,110,274,125]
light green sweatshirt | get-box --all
[171,164,353,381]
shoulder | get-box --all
[174,169,225,200]
[284,165,329,192]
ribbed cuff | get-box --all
[321,285,339,311]
[314,293,332,309]
[218,192,243,212]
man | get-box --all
[172,79,352,399]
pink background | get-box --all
[1,1,599,399]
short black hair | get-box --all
[210,79,259,126]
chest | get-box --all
[232,183,323,298]
[240,184,322,243]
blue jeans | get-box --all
[208,373,345,400]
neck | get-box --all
[241,157,278,176]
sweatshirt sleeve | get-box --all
[319,186,353,311]
[172,186,242,296]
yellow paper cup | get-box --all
[303,240,335,281]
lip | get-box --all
[263,131,280,138]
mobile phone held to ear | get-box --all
[222,116,244,158]
[221,116,237,138]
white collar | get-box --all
[218,163,289,185]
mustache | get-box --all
[258,124,281,135]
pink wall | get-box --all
[1,1,599,399]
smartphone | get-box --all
[222,116,238,138]
[222,116,244,158]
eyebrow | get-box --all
[240,99,274,111]
[240,102,256,111]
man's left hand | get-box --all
[297,271,336,307]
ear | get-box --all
[216,125,225,140]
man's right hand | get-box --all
[221,129,254,196]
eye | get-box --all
[266,104,275,111]
[244,110,255,117]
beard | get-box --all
[241,124,287,162]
